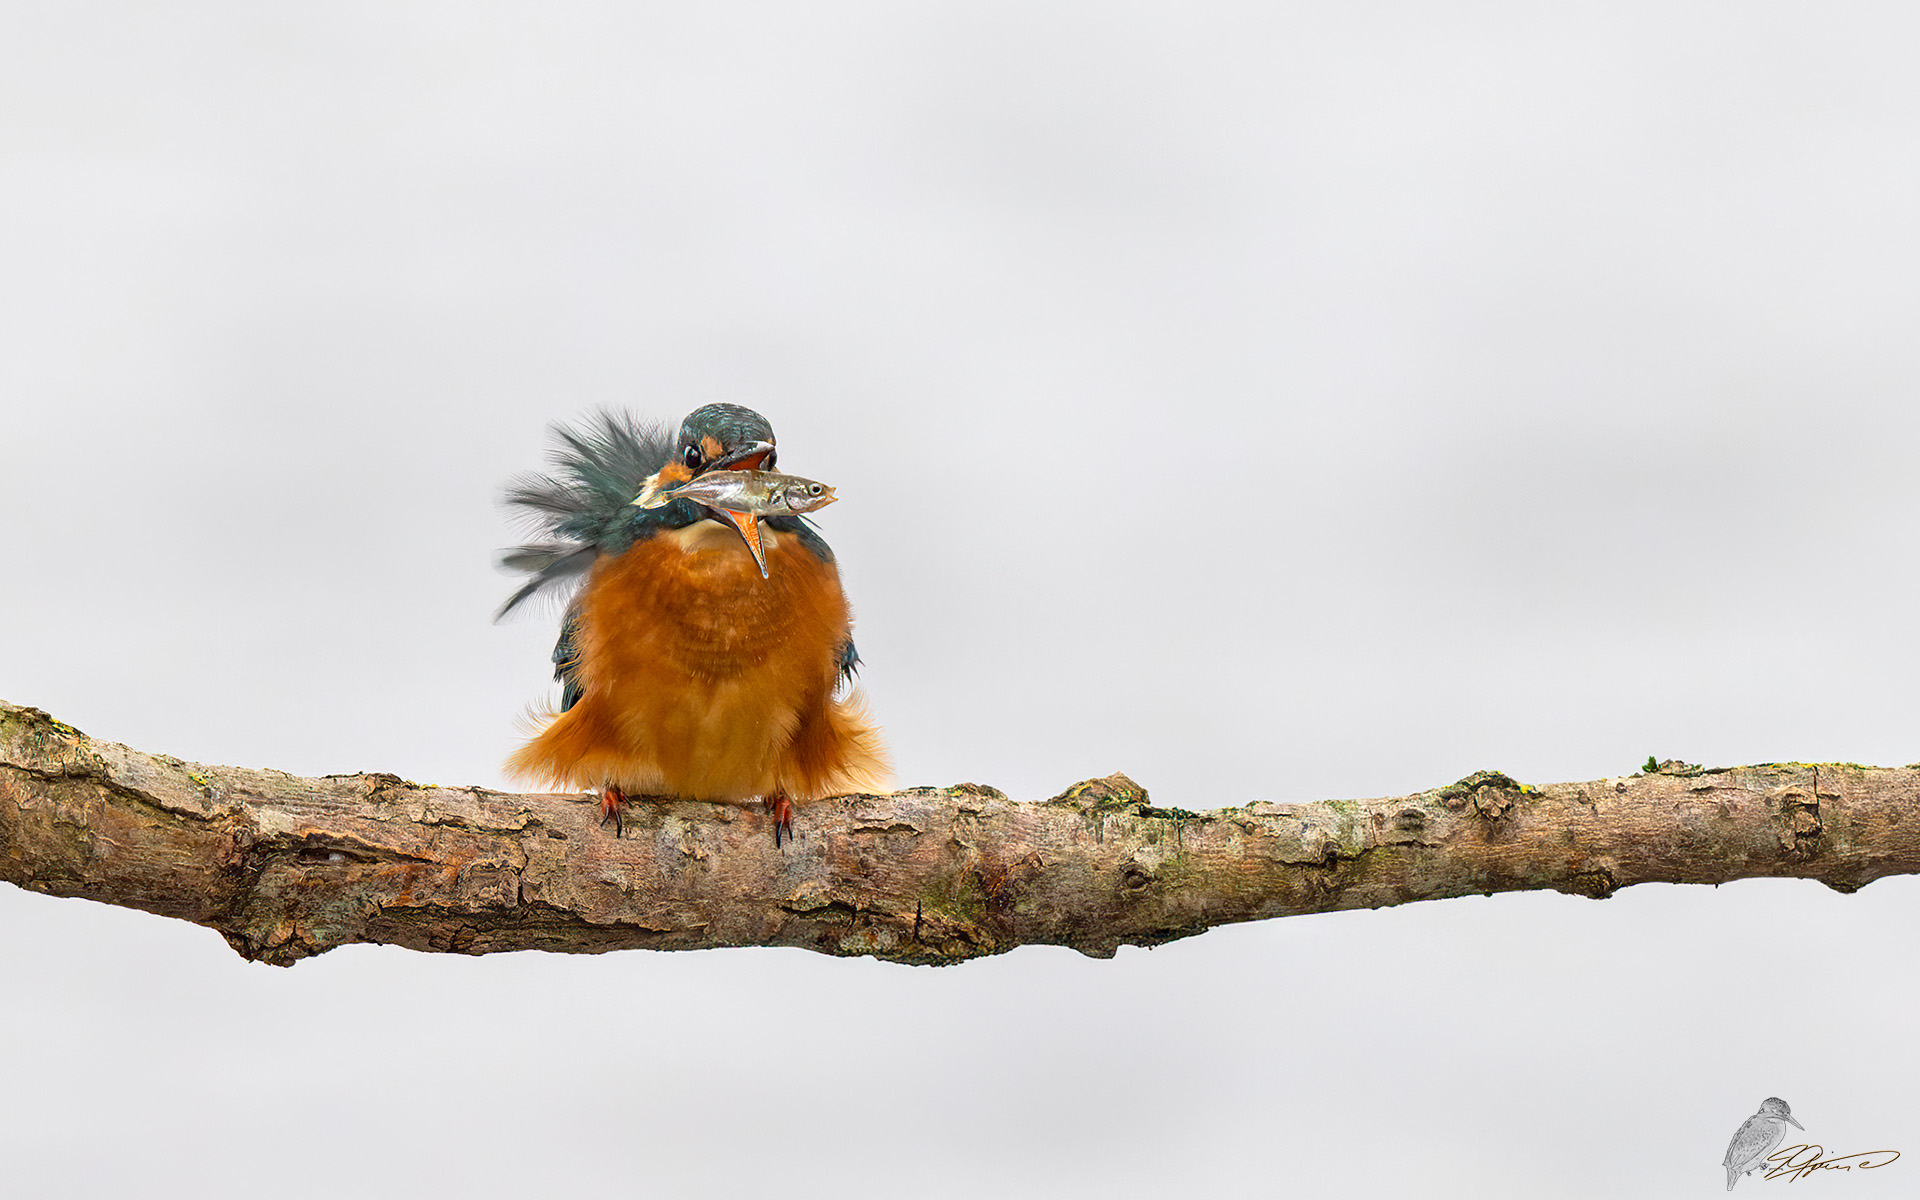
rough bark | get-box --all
[2,700,1915,966]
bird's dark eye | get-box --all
[681,444,702,470]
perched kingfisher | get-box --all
[1723,1097,1803,1190]
[496,404,888,844]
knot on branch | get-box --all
[1436,769,1533,822]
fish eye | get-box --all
[681,444,701,470]
[806,483,823,495]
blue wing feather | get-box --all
[496,410,685,618]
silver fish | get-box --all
[630,469,839,579]
[631,469,837,517]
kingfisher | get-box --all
[1723,1097,1803,1189]
[496,404,888,845]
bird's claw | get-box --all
[600,785,630,838]
[766,794,794,848]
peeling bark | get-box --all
[2,701,1916,966]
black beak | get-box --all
[710,440,776,472]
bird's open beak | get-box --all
[716,509,770,579]
[711,440,776,471]
[706,441,774,577]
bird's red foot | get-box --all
[765,793,794,848]
[600,785,630,837]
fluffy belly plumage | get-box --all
[506,519,886,803]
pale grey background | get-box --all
[4,4,1918,1197]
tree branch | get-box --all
[2,700,1914,966]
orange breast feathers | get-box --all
[506,519,889,805]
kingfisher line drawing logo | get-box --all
[1721,1098,1900,1188]
[1724,1098,1803,1189]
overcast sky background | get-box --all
[5,4,1920,1197]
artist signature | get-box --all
[1762,1145,1901,1182]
